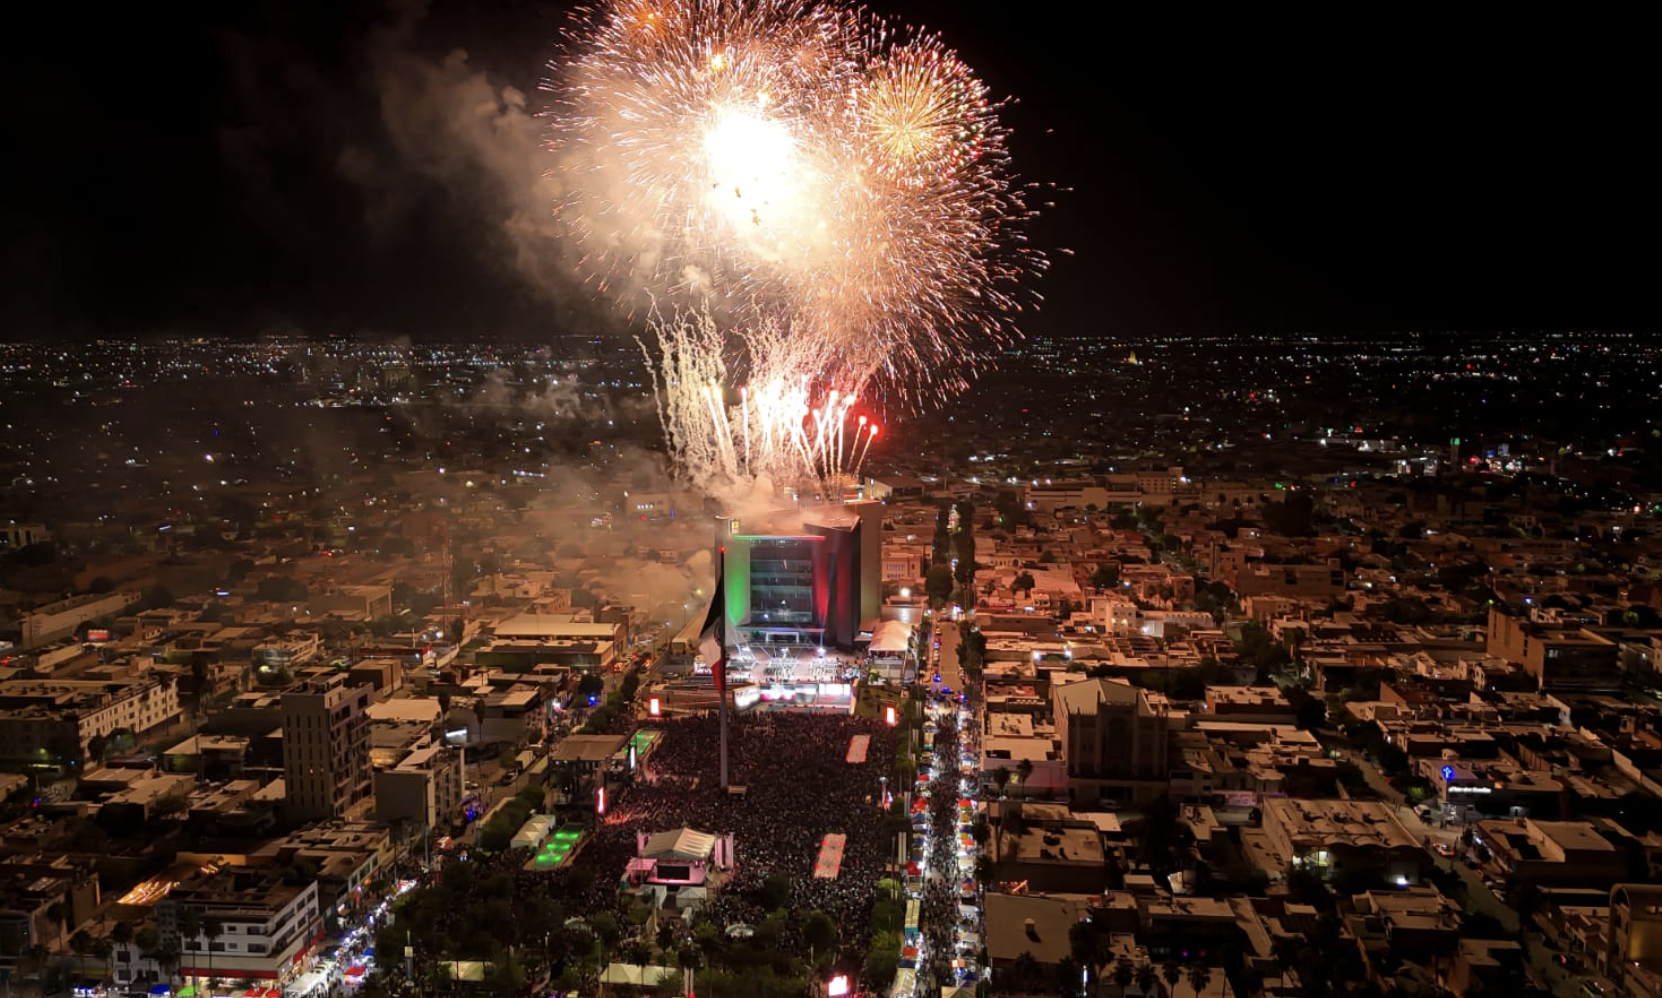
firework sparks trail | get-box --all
[552,0,1044,491]
[645,311,881,493]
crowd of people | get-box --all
[557,711,901,962]
[912,697,983,997]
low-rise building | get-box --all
[1471,818,1626,889]
[1202,686,1297,725]
[155,867,323,983]
[374,743,466,832]
[0,676,181,767]
[988,811,1108,893]
[1418,758,1563,824]
[1260,798,1426,886]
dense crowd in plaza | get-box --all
[560,712,901,961]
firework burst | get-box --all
[549,0,1042,490]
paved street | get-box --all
[1336,748,1519,932]
[935,617,965,693]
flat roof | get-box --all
[550,733,631,763]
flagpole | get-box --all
[717,545,730,791]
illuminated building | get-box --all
[155,866,323,983]
[715,501,883,650]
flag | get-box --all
[698,562,726,692]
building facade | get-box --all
[1052,678,1178,805]
[281,675,372,822]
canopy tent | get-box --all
[640,827,717,862]
[869,620,913,654]
[599,964,679,987]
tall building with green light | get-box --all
[715,500,882,650]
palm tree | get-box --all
[1135,963,1160,997]
[1057,956,1084,998]
[1011,952,1043,993]
[111,921,134,989]
[46,901,70,952]
[1113,957,1136,993]
[92,935,115,989]
[1017,757,1035,792]
[1162,959,1183,998]
[70,929,95,977]
[154,941,182,998]
[993,766,1013,799]
[1187,963,1212,998]
[203,917,224,985]
[179,909,201,985]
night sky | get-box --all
[3,2,1655,343]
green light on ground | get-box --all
[532,825,584,868]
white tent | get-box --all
[869,620,914,655]
[599,964,678,987]
[641,827,717,861]
[511,814,557,851]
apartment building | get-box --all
[280,675,372,822]
[0,676,181,766]
[155,867,323,983]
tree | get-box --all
[590,911,621,951]
[802,910,837,963]
[178,909,201,973]
[46,900,70,952]
[92,934,114,987]
[153,792,191,819]
[1187,962,1212,998]
[1114,957,1136,992]
[1010,952,1043,993]
[992,767,1012,801]
[1057,956,1084,997]
[154,941,182,997]
[111,920,134,956]
[1012,571,1036,596]
[1136,963,1160,997]
[1162,959,1184,998]
[70,929,96,981]
[925,565,956,607]
[1091,563,1121,590]
[203,917,223,982]
[760,872,793,909]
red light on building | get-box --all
[649,696,661,717]
[827,975,851,997]
[884,705,897,727]
[596,786,607,815]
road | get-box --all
[936,617,965,694]
[1336,749,1519,933]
